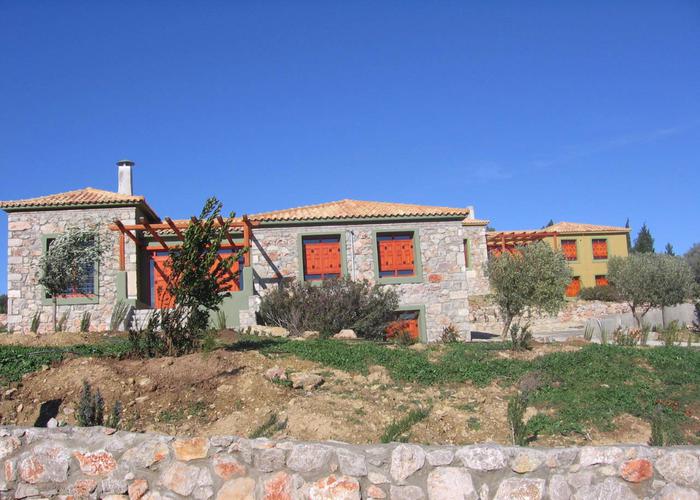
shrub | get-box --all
[80,312,91,333]
[214,309,227,331]
[77,380,104,426]
[508,322,532,351]
[441,324,460,343]
[649,405,683,446]
[507,392,529,446]
[660,321,681,347]
[381,407,431,443]
[106,400,123,430]
[0,294,7,314]
[578,285,621,302]
[258,277,399,339]
[30,312,40,334]
[110,299,130,331]
[57,311,69,332]
[613,327,640,346]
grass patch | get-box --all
[249,413,287,439]
[158,408,185,423]
[245,336,700,443]
[0,339,131,386]
[381,406,431,443]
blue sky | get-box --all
[1,1,699,293]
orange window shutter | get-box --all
[305,245,320,274]
[566,277,581,297]
[596,275,609,287]
[379,241,395,272]
[593,240,608,259]
[562,240,577,260]
[214,253,240,292]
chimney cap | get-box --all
[117,159,135,167]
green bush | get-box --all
[508,323,532,351]
[258,277,399,339]
[77,380,104,426]
[0,294,7,314]
[110,299,130,332]
[57,311,69,332]
[578,285,621,302]
[508,392,529,446]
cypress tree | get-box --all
[633,223,655,254]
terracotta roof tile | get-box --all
[544,221,630,234]
[0,187,158,219]
[247,199,471,222]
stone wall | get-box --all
[1,426,698,499]
[462,225,489,297]
[469,298,633,334]
[250,220,480,342]
[5,207,139,334]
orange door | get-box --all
[152,254,175,309]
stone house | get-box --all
[1,161,490,341]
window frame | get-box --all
[560,238,579,262]
[388,304,427,342]
[296,232,348,283]
[372,229,424,285]
[591,237,609,261]
[40,233,100,306]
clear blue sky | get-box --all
[1,1,699,293]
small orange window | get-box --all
[561,240,577,261]
[592,239,608,260]
[595,275,609,287]
[378,233,415,277]
[303,237,341,281]
[566,277,581,297]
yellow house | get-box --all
[486,222,630,297]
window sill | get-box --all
[377,275,424,285]
[42,295,99,306]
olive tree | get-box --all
[487,241,572,338]
[130,197,247,356]
[608,253,696,327]
[38,227,106,332]
[685,243,700,284]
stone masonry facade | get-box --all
[5,207,139,334]
[1,426,698,499]
[250,220,489,342]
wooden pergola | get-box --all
[109,216,257,280]
[486,230,559,253]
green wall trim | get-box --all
[212,266,254,328]
[296,231,349,283]
[116,271,128,301]
[464,238,472,269]
[371,228,424,285]
[395,303,428,343]
[40,234,100,306]
[255,215,466,228]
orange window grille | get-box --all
[566,277,581,297]
[592,239,608,260]
[378,234,415,277]
[303,237,341,280]
[561,240,577,261]
[595,275,609,287]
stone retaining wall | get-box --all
[469,298,632,334]
[1,426,698,499]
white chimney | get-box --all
[467,205,476,219]
[117,159,134,195]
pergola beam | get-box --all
[140,217,169,250]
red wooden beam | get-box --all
[113,219,142,247]
[140,217,168,250]
[217,215,235,246]
[118,232,125,271]
[164,217,184,240]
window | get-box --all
[561,239,577,261]
[592,239,608,260]
[45,237,96,297]
[377,233,415,277]
[566,276,581,297]
[595,275,609,287]
[302,236,341,281]
[385,310,420,341]
[214,248,245,292]
[464,239,471,269]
